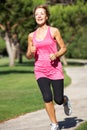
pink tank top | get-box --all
[33,26,64,80]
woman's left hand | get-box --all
[49,53,56,61]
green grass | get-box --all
[64,69,71,87]
[75,122,87,130]
[0,57,71,122]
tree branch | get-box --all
[11,23,18,29]
[0,24,5,30]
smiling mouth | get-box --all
[38,19,43,21]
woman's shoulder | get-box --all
[50,26,59,33]
[49,26,60,37]
[28,32,34,39]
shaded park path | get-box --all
[0,62,87,130]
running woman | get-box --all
[26,5,72,130]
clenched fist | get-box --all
[49,53,56,61]
[31,46,36,53]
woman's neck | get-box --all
[35,24,48,41]
[38,24,48,30]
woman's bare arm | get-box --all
[54,28,67,57]
[26,33,33,59]
[49,27,67,61]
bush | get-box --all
[49,1,87,59]
[66,25,87,59]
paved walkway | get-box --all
[0,64,87,130]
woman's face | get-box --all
[34,8,48,26]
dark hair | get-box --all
[33,5,50,25]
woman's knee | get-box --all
[54,97,64,105]
[43,94,53,103]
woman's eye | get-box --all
[35,13,38,17]
[35,12,45,17]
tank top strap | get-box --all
[47,26,54,41]
[33,30,36,39]
[47,26,50,36]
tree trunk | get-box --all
[15,43,23,63]
[4,33,15,66]
[18,53,22,63]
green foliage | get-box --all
[0,0,46,53]
[0,0,33,23]
[32,0,46,6]
[66,25,87,59]
[0,0,87,59]
[50,2,87,38]
[49,1,87,59]
[0,0,35,52]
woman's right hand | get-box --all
[31,46,36,53]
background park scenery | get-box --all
[0,0,87,129]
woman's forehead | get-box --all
[35,8,46,13]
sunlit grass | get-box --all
[75,122,87,130]
[0,57,71,122]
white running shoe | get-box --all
[63,95,72,116]
[50,123,60,130]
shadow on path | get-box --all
[59,117,84,129]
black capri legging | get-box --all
[37,77,64,105]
